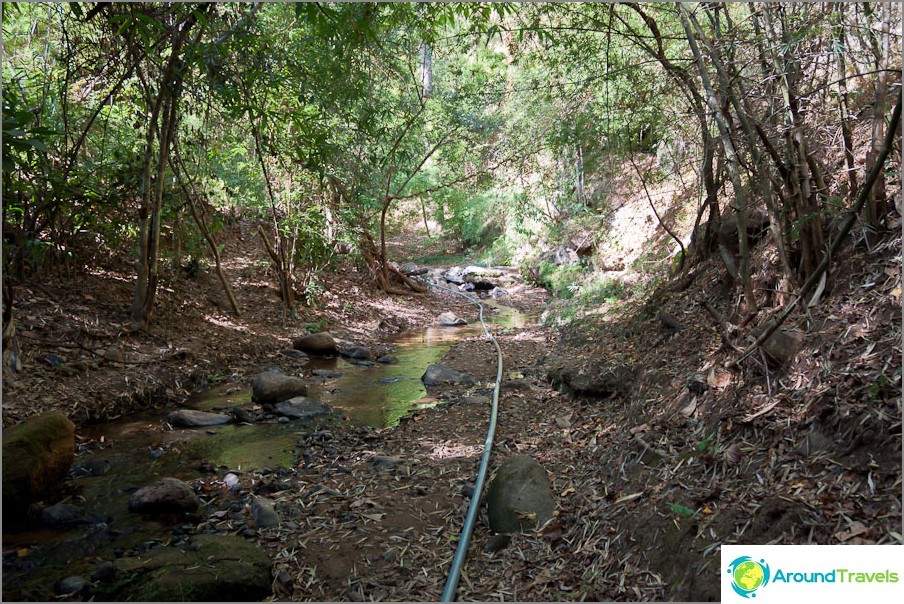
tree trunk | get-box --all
[678,5,755,310]
[864,1,890,241]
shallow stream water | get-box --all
[1,301,534,600]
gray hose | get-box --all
[419,279,504,602]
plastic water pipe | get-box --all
[419,279,504,602]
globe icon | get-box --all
[733,560,765,592]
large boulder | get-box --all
[99,534,272,602]
[2,412,75,514]
[422,364,477,387]
[167,409,232,428]
[274,397,331,420]
[128,477,200,514]
[292,332,338,355]
[251,371,307,405]
[486,455,556,534]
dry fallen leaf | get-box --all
[836,521,868,542]
[707,368,732,388]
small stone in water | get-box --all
[224,473,240,491]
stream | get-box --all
[2,301,534,600]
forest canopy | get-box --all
[2,2,901,327]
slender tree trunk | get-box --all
[864,2,890,240]
[678,5,755,309]
[833,3,858,202]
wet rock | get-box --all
[100,534,272,602]
[371,455,407,471]
[349,359,373,367]
[168,409,232,428]
[376,355,398,364]
[2,412,75,515]
[437,311,467,326]
[292,332,338,355]
[231,407,255,424]
[251,497,280,528]
[422,364,477,387]
[274,397,331,420]
[128,478,200,515]
[251,372,307,405]
[55,576,91,598]
[340,347,372,360]
[547,361,635,398]
[41,503,91,529]
[378,376,402,384]
[279,349,309,362]
[311,369,343,378]
[486,455,556,534]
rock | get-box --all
[490,287,509,298]
[292,332,338,355]
[486,455,556,534]
[443,267,465,284]
[55,576,91,598]
[371,455,407,471]
[279,349,310,362]
[378,377,402,384]
[547,361,634,398]
[168,409,232,428]
[41,503,91,529]
[99,534,272,602]
[251,372,307,405]
[458,282,476,292]
[541,246,579,267]
[311,369,343,378]
[251,497,280,528]
[2,412,75,515]
[376,355,398,364]
[484,533,511,553]
[103,346,124,362]
[762,327,805,367]
[340,346,372,360]
[349,359,373,367]
[274,397,331,420]
[128,477,200,515]
[399,262,427,276]
[91,561,117,583]
[437,312,467,326]
[422,364,477,387]
[231,407,255,424]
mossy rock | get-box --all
[2,412,75,515]
[486,455,556,534]
[100,534,272,601]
